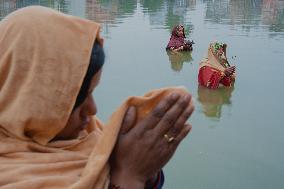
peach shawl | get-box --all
[199,42,236,78]
[0,6,189,189]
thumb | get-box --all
[120,106,136,135]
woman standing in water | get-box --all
[166,25,194,52]
[198,42,236,89]
[0,6,194,189]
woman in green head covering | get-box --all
[198,42,236,89]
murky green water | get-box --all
[1,0,284,188]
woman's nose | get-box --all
[84,96,97,116]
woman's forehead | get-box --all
[176,26,184,31]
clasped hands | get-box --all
[224,66,236,76]
[110,92,194,188]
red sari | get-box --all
[198,66,234,89]
[198,43,235,89]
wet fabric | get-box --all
[0,7,189,188]
[198,42,235,89]
[166,25,192,51]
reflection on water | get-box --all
[204,0,284,34]
[1,0,283,35]
[86,0,136,22]
[0,0,70,19]
[141,0,195,33]
[85,0,116,23]
[166,51,193,72]
[205,0,263,26]
[98,0,136,16]
[197,85,234,119]
[262,0,284,34]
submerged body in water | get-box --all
[198,42,236,89]
[166,25,194,52]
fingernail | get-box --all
[186,124,192,131]
[170,92,179,100]
[183,94,191,101]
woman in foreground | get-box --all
[0,6,194,189]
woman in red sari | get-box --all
[166,25,193,52]
[198,42,236,89]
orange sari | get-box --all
[0,6,190,188]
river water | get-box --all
[1,0,284,188]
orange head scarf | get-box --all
[0,6,101,145]
[199,42,229,71]
[0,6,111,189]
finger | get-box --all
[153,94,192,136]
[171,124,192,146]
[168,99,194,136]
[120,106,136,135]
[137,92,181,131]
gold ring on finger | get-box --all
[164,134,175,143]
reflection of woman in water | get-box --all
[166,50,193,72]
[198,42,236,89]
[166,25,193,52]
[197,86,234,118]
